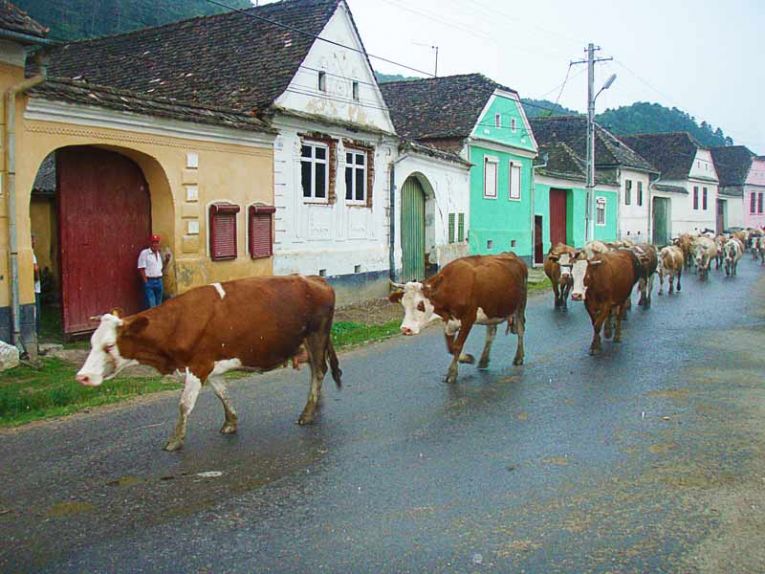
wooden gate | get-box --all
[57,147,151,334]
[716,199,726,234]
[549,189,568,246]
[652,197,670,247]
[400,176,426,281]
[534,215,544,264]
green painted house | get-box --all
[381,74,538,263]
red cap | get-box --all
[150,234,161,243]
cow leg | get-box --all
[604,310,614,340]
[209,376,238,435]
[477,324,497,369]
[658,269,664,296]
[444,332,475,365]
[560,280,571,310]
[588,306,610,355]
[512,305,526,366]
[676,268,682,292]
[637,278,646,306]
[165,370,203,452]
[445,320,475,384]
[614,305,625,343]
[552,281,561,308]
[298,331,330,425]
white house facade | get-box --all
[617,168,652,242]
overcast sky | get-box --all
[259,0,763,151]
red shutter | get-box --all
[249,204,275,259]
[209,202,240,261]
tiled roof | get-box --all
[32,153,55,193]
[399,140,471,167]
[379,74,518,141]
[654,183,688,195]
[537,142,585,180]
[620,132,702,180]
[710,145,754,187]
[530,116,657,173]
[0,0,47,39]
[30,78,274,133]
[44,0,340,113]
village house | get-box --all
[622,132,720,239]
[710,145,765,230]
[529,116,659,246]
[381,74,538,264]
[528,138,619,263]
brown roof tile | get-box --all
[0,0,47,39]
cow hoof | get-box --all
[459,353,475,364]
[478,359,490,370]
[164,439,183,452]
[589,347,601,356]
[297,413,315,426]
[513,357,524,366]
[444,373,458,384]
[220,423,238,435]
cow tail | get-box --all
[327,338,342,388]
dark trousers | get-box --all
[143,277,164,309]
[35,293,41,335]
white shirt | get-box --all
[137,248,164,278]
[33,253,41,294]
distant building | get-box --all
[710,145,765,230]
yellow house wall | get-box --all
[1,91,275,310]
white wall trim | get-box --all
[25,98,275,148]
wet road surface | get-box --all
[2,259,765,573]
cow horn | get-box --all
[389,279,406,290]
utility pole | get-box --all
[572,44,613,243]
[413,43,439,77]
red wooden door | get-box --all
[549,189,568,246]
[57,147,151,334]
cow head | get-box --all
[557,252,573,281]
[388,281,437,335]
[570,257,602,301]
[76,312,144,386]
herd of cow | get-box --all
[74,228,764,451]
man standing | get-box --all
[32,235,41,335]
[137,234,170,309]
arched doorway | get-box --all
[33,147,152,335]
[400,176,426,281]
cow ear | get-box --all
[388,291,404,304]
[589,260,603,266]
[122,315,149,336]
[110,307,124,318]
[549,255,559,262]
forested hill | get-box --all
[596,102,733,148]
[14,0,253,41]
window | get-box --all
[751,193,757,214]
[625,180,632,205]
[637,181,643,206]
[209,202,240,261]
[509,162,521,200]
[693,186,699,210]
[458,213,465,241]
[351,81,359,101]
[702,187,708,210]
[596,197,606,226]
[318,71,327,92]
[759,193,764,214]
[511,118,517,133]
[301,142,329,201]
[484,157,498,198]
[344,149,367,203]
[448,213,455,243]
[494,113,501,128]
[248,204,275,259]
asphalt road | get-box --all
[2,258,765,573]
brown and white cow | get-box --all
[692,236,717,280]
[389,253,527,384]
[631,243,658,308]
[657,245,683,295]
[76,275,342,451]
[571,250,641,355]
[753,235,765,265]
[673,233,695,269]
[723,238,743,276]
[543,242,576,309]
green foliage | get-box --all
[596,102,734,147]
[375,71,420,84]
[0,357,178,426]
[521,98,578,119]
[15,0,253,41]
[331,320,400,348]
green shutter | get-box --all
[448,213,455,243]
[458,213,465,242]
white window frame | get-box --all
[596,197,607,226]
[301,142,329,204]
[318,71,327,92]
[483,156,499,199]
[508,162,521,201]
[344,149,367,205]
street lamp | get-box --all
[585,63,616,243]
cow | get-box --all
[723,238,743,276]
[753,235,765,265]
[692,236,717,281]
[673,233,695,269]
[713,235,727,270]
[76,275,342,451]
[543,243,576,309]
[389,253,527,384]
[631,243,658,307]
[584,240,609,259]
[571,250,641,355]
[657,245,684,295]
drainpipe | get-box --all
[388,160,396,282]
[6,50,47,351]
